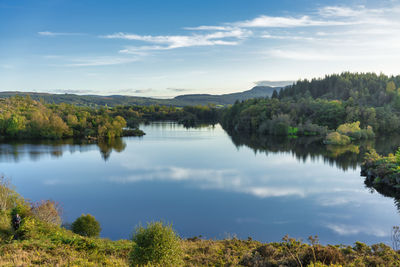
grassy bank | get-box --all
[1,230,400,266]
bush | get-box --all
[16,216,39,240]
[324,132,351,145]
[31,200,62,226]
[71,214,101,237]
[130,221,183,266]
[0,175,20,212]
[337,121,361,135]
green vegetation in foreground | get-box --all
[71,214,102,238]
[221,72,400,144]
[1,177,400,266]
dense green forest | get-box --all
[0,96,130,140]
[221,73,400,141]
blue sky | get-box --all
[1,0,400,97]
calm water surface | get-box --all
[1,122,399,245]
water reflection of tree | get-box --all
[228,130,400,212]
[227,131,400,172]
[364,179,400,213]
[97,138,127,161]
[0,138,127,162]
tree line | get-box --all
[221,72,400,138]
[0,96,127,140]
[0,96,220,140]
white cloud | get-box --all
[318,6,368,18]
[38,31,84,36]
[265,49,351,61]
[261,33,317,41]
[234,15,350,28]
[103,28,251,51]
[183,26,233,31]
[64,56,139,67]
[38,3,400,79]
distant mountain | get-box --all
[0,85,280,107]
[173,86,280,105]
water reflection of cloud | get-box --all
[244,186,306,198]
[109,167,240,186]
[109,165,364,200]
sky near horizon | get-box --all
[1,0,400,97]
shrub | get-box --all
[130,221,183,266]
[10,202,31,219]
[0,175,20,212]
[395,147,400,164]
[31,200,62,226]
[337,121,361,135]
[16,216,39,240]
[324,132,351,145]
[71,214,101,237]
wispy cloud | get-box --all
[51,89,96,94]
[261,33,317,41]
[167,88,191,92]
[326,223,388,237]
[43,54,139,67]
[264,49,351,61]
[102,28,251,52]
[64,56,138,67]
[183,25,233,31]
[234,15,350,28]
[38,3,400,77]
[116,88,153,94]
[38,31,85,36]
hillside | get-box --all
[0,86,279,107]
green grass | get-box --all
[1,220,400,267]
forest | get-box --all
[0,96,130,140]
[221,72,400,142]
[0,96,219,140]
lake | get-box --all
[1,122,399,245]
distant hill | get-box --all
[0,85,280,107]
[173,86,279,105]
